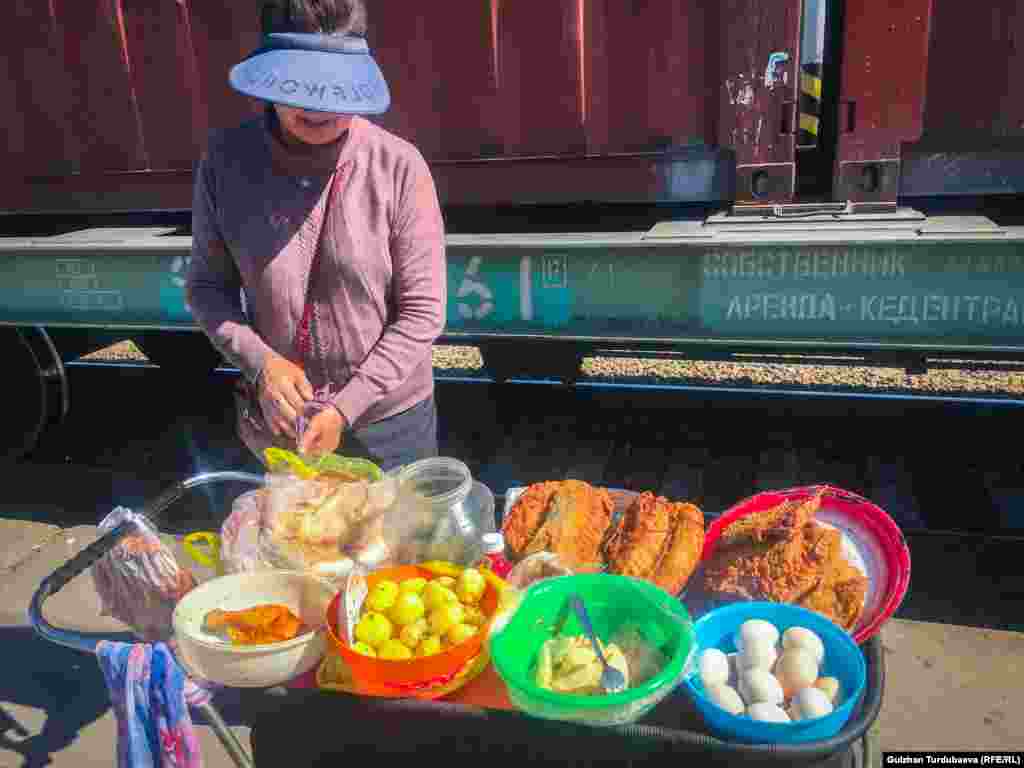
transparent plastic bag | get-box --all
[505,551,605,590]
[259,471,400,580]
[91,507,197,642]
[219,489,267,574]
[505,552,574,590]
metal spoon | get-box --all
[569,594,627,694]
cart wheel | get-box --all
[4,326,68,460]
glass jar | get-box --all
[393,457,496,567]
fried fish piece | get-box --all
[523,480,614,570]
[653,501,705,594]
[502,481,564,559]
[605,492,671,579]
[604,492,705,594]
[717,493,823,551]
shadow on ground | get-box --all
[0,625,132,768]
[0,625,256,768]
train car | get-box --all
[2,0,1024,457]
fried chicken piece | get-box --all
[702,524,820,603]
[204,604,304,645]
[604,492,705,594]
[502,481,564,559]
[523,480,614,570]
[717,493,823,551]
[798,557,868,631]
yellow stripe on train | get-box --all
[801,72,822,101]
[800,113,820,136]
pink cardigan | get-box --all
[187,112,446,433]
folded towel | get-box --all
[97,641,209,768]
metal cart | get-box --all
[28,471,262,768]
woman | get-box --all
[186,0,446,472]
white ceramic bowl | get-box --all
[172,571,335,688]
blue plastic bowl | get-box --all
[680,602,866,745]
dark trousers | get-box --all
[339,395,439,472]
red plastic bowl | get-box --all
[702,485,911,644]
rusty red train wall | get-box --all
[6,0,1018,213]
[0,0,792,211]
[919,0,1024,144]
[834,0,932,201]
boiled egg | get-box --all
[747,702,791,723]
[698,648,730,689]
[789,686,834,721]
[814,676,842,706]
[706,683,745,716]
[774,648,819,696]
[782,626,825,665]
[737,636,778,672]
[734,619,779,653]
[738,667,784,706]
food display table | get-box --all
[242,631,881,767]
[237,488,886,768]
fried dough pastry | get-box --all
[522,480,614,570]
[605,492,705,594]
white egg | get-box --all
[789,686,834,721]
[738,667,785,706]
[735,619,780,653]
[814,676,842,706]
[748,702,791,723]
[774,649,819,695]
[782,626,825,665]
[738,636,778,672]
[706,683,745,716]
[698,648,730,689]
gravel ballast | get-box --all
[78,340,1024,398]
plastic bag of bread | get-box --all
[259,470,399,581]
[91,507,197,642]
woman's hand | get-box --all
[257,352,314,439]
[299,407,347,457]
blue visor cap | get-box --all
[229,33,390,115]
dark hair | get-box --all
[261,0,367,37]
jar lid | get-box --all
[482,532,504,554]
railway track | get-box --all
[4,362,1023,634]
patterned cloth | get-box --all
[97,641,212,768]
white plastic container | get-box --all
[172,571,335,688]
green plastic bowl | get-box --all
[490,574,696,726]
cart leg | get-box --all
[196,700,255,768]
[3,326,68,460]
